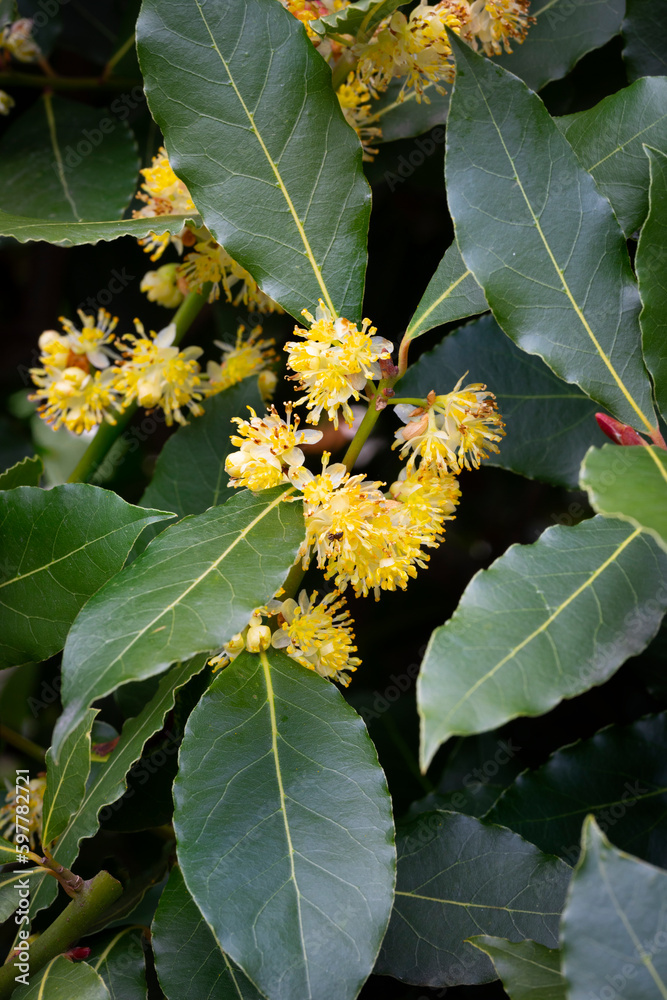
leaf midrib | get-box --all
[260,650,312,997]
[395,889,561,915]
[193,0,336,316]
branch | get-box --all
[0,870,122,999]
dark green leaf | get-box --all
[405,242,487,340]
[174,647,396,1000]
[622,0,667,80]
[0,455,42,489]
[496,0,625,91]
[446,33,657,434]
[0,484,171,670]
[14,957,110,1000]
[312,0,406,40]
[375,810,570,987]
[636,144,667,420]
[561,817,667,999]
[486,713,667,867]
[580,444,667,553]
[398,315,606,488]
[29,657,206,921]
[137,0,370,321]
[153,865,262,1000]
[141,380,263,519]
[556,78,667,236]
[373,79,450,143]
[42,708,97,849]
[418,517,667,770]
[0,94,139,223]
[87,927,148,1000]
[467,937,565,1000]
[52,487,305,760]
[0,209,200,246]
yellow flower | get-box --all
[204,326,276,397]
[1,19,41,63]
[132,147,198,260]
[464,0,535,55]
[140,263,185,309]
[50,308,119,370]
[114,321,204,426]
[393,378,505,473]
[225,405,323,491]
[0,90,15,115]
[176,240,283,313]
[337,73,382,161]
[268,589,361,686]
[285,301,392,428]
[356,2,466,102]
[0,776,46,851]
[29,366,122,434]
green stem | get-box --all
[67,287,210,485]
[387,397,426,407]
[0,72,142,90]
[0,726,45,763]
[103,35,136,78]
[0,871,122,998]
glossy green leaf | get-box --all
[0,835,19,860]
[87,927,148,1000]
[556,78,667,236]
[622,0,667,80]
[153,866,262,1000]
[174,647,396,1000]
[373,80,450,143]
[398,315,606,488]
[405,242,487,340]
[29,657,206,921]
[141,379,263,519]
[580,444,667,553]
[312,0,405,40]
[636,145,667,421]
[0,209,200,246]
[561,817,667,1000]
[0,484,171,670]
[0,455,43,489]
[496,0,625,91]
[467,937,565,1000]
[418,516,667,770]
[137,0,370,321]
[446,33,657,435]
[375,810,570,987]
[486,713,667,868]
[42,708,97,849]
[52,487,304,760]
[0,94,138,223]
[14,957,110,1000]
[0,869,46,922]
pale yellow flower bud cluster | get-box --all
[30,311,276,435]
[0,776,46,851]
[1,18,41,64]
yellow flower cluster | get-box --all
[30,311,276,434]
[222,296,504,682]
[132,148,282,315]
[285,301,392,428]
[277,0,534,156]
[393,381,505,474]
[0,776,46,851]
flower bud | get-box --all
[246,624,272,653]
